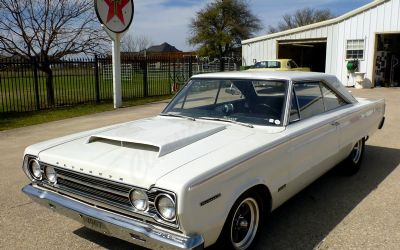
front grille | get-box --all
[50,167,165,220]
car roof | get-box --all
[192,70,332,82]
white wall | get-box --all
[242,0,400,86]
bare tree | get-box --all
[268,7,335,34]
[121,34,153,54]
[0,0,107,106]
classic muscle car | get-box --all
[248,59,311,72]
[22,71,385,250]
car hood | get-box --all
[37,117,257,189]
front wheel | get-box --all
[216,192,264,250]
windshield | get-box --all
[162,79,288,126]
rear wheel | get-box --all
[339,138,365,175]
[216,191,264,250]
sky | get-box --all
[126,0,372,51]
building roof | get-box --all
[242,0,387,44]
[146,42,181,53]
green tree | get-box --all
[268,7,335,34]
[189,0,261,70]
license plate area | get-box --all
[80,214,109,234]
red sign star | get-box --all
[104,0,130,25]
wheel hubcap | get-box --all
[230,198,259,250]
[352,140,363,164]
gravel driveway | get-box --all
[0,88,398,250]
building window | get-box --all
[346,39,364,60]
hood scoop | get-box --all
[86,118,226,157]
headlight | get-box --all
[129,189,148,211]
[44,166,57,184]
[155,194,176,221]
[28,159,42,180]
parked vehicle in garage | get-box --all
[248,59,310,72]
[22,71,385,250]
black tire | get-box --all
[339,138,365,175]
[215,191,265,250]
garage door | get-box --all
[278,39,327,73]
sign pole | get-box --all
[95,0,134,109]
[112,33,122,108]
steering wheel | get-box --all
[254,103,280,117]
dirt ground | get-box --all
[0,88,398,250]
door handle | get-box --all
[330,121,340,126]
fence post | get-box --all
[189,56,193,78]
[94,55,100,103]
[168,56,172,94]
[32,58,40,110]
[143,60,148,97]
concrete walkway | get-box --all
[0,89,399,249]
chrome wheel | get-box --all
[230,198,259,250]
[352,140,363,164]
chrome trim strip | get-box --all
[22,184,203,250]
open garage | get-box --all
[375,33,400,87]
[278,39,327,72]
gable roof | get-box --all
[147,42,181,53]
[242,0,387,44]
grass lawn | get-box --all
[0,95,172,131]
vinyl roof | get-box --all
[191,70,334,81]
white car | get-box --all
[22,71,385,250]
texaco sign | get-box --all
[95,0,134,33]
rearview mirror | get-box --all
[225,87,240,95]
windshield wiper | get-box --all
[159,113,196,121]
[198,117,254,128]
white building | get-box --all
[242,0,400,87]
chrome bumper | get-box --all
[22,184,204,250]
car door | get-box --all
[284,81,341,198]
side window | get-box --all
[293,82,325,120]
[288,60,298,68]
[320,84,347,111]
[289,88,300,123]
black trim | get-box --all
[200,193,221,206]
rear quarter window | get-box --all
[291,81,349,122]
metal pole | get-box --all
[94,55,100,103]
[32,58,40,111]
[112,33,122,108]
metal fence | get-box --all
[0,56,240,113]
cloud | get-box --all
[124,0,370,51]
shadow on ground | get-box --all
[254,145,400,250]
[73,145,400,250]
